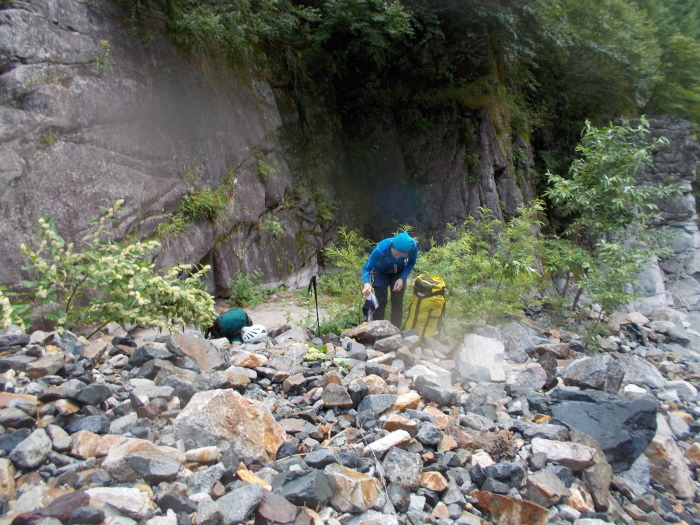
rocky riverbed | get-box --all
[0,306,699,525]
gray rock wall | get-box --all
[0,0,538,298]
[632,116,700,313]
[0,0,325,295]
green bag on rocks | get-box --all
[207,308,253,342]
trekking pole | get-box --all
[308,275,320,335]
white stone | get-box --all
[364,430,411,458]
[86,487,156,520]
[455,334,505,382]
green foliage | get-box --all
[261,217,284,238]
[180,186,229,221]
[256,158,279,181]
[93,40,112,76]
[543,119,682,315]
[227,269,265,307]
[297,228,372,334]
[15,201,216,337]
[418,202,543,330]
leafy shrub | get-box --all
[261,218,284,238]
[180,186,229,221]
[228,269,265,307]
[418,202,543,332]
[15,201,216,337]
[544,118,682,316]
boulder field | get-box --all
[0,307,699,524]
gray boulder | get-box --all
[550,388,657,472]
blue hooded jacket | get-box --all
[361,237,419,285]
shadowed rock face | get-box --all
[2,2,697,309]
[0,0,540,298]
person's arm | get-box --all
[362,247,381,284]
[400,243,419,281]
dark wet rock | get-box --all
[68,506,105,525]
[158,493,198,514]
[484,462,526,488]
[65,414,111,435]
[66,383,112,406]
[272,467,332,508]
[550,388,657,472]
[129,343,173,367]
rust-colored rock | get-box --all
[70,430,102,460]
[324,464,382,513]
[472,490,548,525]
[173,390,286,463]
[421,471,449,492]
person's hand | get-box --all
[362,283,372,296]
[393,279,404,292]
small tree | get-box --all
[418,202,543,330]
[543,118,682,316]
[15,200,216,337]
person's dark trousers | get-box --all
[373,273,406,328]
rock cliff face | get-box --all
[632,117,700,313]
[0,0,696,306]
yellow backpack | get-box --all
[403,274,446,338]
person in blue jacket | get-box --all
[361,231,419,328]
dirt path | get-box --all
[216,291,321,328]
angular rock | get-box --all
[644,431,696,499]
[87,486,157,520]
[216,482,264,525]
[341,321,400,342]
[357,394,397,416]
[25,352,65,379]
[531,438,597,472]
[382,447,423,490]
[504,362,547,392]
[167,332,225,372]
[413,375,460,406]
[103,438,167,482]
[9,428,52,469]
[70,430,102,459]
[173,389,285,463]
[526,469,571,508]
[472,490,548,525]
[324,464,382,513]
[124,450,182,482]
[550,388,657,472]
[561,355,615,391]
[455,334,505,382]
[67,382,113,406]
[0,458,15,500]
[322,383,353,409]
[255,489,300,525]
[272,467,332,508]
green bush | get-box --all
[15,201,216,337]
[418,202,543,332]
[180,186,229,221]
[544,118,682,316]
[228,269,266,307]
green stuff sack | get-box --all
[403,274,446,338]
[207,308,253,342]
